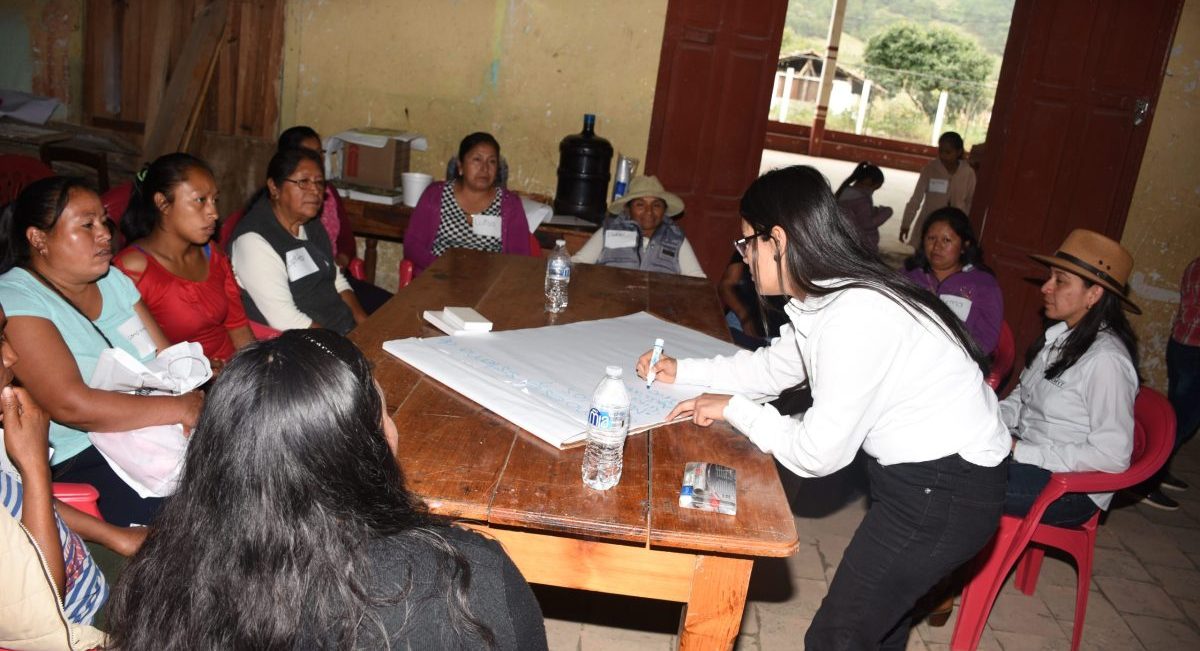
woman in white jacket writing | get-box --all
[638,166,1010,650]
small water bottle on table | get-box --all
[582,365,631,490]
[545,239,572,313]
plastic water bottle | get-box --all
[545,239,572,313]
[581,365,631,490]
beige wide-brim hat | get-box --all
[1030,228,1141,314]
[607,175,685,217]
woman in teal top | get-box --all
[0,177,203,526]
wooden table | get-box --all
[341,197,597,282]
[350,249,798,649]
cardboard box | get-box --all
[330,128,428,190]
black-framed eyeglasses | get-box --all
[733,230,770,258]
[283,178,327,192]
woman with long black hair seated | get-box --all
[105,329,547,649]
[1001,230,1140,526]
[638,166,1010,649]
[229,147,368,335]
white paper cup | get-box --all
[401,172,434,207]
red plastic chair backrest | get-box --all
[986,321,1015,391]
[0,154,54,205]
[219,208,247,252]
[101,180,134,225]
[398,259,414,289]
[1056,386,1176,495]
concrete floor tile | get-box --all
[579,623,674,650]
[1060,592,1144,650]
[757,579,825,625]
[739,602,760,636]
[544,618,583,651]
[1035,583,1085,622]
[759,616,810,651]
[1145,563,1200,600]
[1175,597,1200,630]
[1123,614,1200,650]
[1025,552,1081,588]
[1093,525,1124,550]
[1157,524,1200,554]
[788,541,827,581]
[733,634,760,651]
[1094,575,1185,619]
[904,632,928,650]
[1134,502,1200,529]
[985,587,1067,638]
[991,630,1068,650]
[1091,546,1152,581]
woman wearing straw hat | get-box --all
[571,176,706,278]
[1002,229,1141,526]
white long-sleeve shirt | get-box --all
[1000,322,1137,509]
[571,230,707,279]
[230,231,351,330]
[675,282,1010,479]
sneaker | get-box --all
[1161,473,1189,492]
[1141,489,1180,511]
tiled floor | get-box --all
[538,439,1200,650]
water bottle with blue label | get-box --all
[582,365,631,490]
[545,239,572,313]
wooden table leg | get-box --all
[677,555,754,651]
[364,237,378,284]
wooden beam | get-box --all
[142,0,229,162]
[141,2,175,138]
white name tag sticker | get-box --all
[605,230,638,249]
[471,214,502,239]
[118,314,157,358]
[928,178,950,194]
[940,294,973,322]
[285,248,320,281]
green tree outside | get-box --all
[864,22,993,122]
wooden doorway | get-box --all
[644,0,789,280]
[973,0,1184,373]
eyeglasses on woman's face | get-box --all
[283,177,327,193]
[734,230,770,258]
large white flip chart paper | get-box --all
[382,311,747,448]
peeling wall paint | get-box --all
[279,0,668,196]
[1122,0,1200,390]
[0,0,83,120]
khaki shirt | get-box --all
[902,159,977,238]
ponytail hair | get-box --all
[834,162,884,199]
[123,153,214,243]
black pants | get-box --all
[51,445,163,527]
[806,454,1007,650]
[1004,461,1098,527]
[347,274,393,314]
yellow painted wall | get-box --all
[1122,0,1200,390]
[280,0,668,196]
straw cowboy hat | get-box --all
[608,176,685,217]
[1030,229,1141,313]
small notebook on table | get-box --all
[423,306,493,336]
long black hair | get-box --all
[740,165,989,373]
[244,146,324,212]
[278,125,321,152]
[0,176,95,274]
[834,161,884,199]
[105,330,497,650]
[122,153,215,242]
[1024,279,1140,381]
[903,206,991,274]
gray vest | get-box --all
[595,214,686,275]
[232,196,355,335]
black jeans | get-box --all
[52,445,163,527]
[1004,461,1098,527]
[805,454,1007,650]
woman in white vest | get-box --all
[571,176,705,278]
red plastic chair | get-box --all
[985,322,1015,391]
[0,154,54,204]
[101,180,134,225]
[950,387,1175,651]
[52,483,102,519]
[398,259,414,289]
